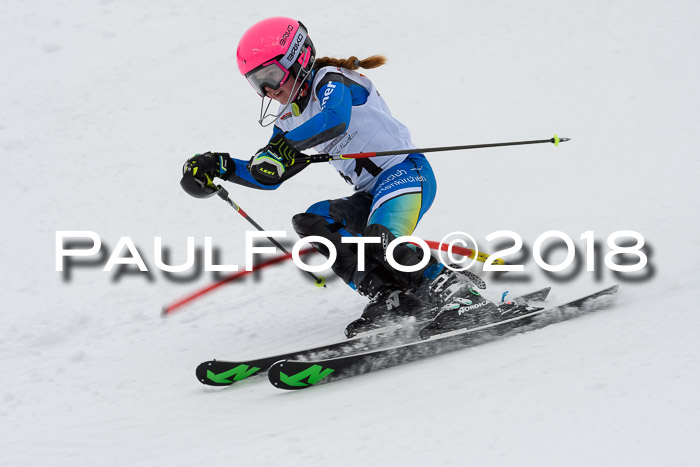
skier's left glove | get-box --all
[180,152,233,198]
[248,133,306,185]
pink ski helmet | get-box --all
[236,17,316,97]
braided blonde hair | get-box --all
[313,55,387,71]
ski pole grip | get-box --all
[300,154,332,163]
[215,185,229,199]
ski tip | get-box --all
[268,360,335,390]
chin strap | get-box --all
[257,57,316,127]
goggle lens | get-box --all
[245,61,289,96]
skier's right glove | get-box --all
[248,133,307,185]
[180,152,233,198]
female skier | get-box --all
[181,17,480,336]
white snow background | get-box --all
[2,1,699,466]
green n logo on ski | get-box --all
[279,364,334,387]
[207,364,261,383]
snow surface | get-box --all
[2,1,700,466]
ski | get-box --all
[195,287,552,386]
[267,285,619,390]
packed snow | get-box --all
[2,1,699,466]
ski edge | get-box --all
[195,286,553,386]
[267,285,619,390]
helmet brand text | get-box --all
[279,25,294,46]
[286,33,304,61]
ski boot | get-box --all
[415,263,487,310]
[418,287,501,339]
[344,287,429,338]
[415,264,500,339]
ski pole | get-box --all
[214,185,326,288]
[299,134,570,163]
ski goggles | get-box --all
[245,60,291,97]
[245,43,313,97]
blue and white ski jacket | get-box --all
[229,66,416,193]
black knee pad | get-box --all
[363,223,398,263]
[292,213,325,237]
[292,212,360,284]
[363,223,434,290]
[292,213,334,257]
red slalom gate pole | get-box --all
[421,240,507,265]
[161,248,316,317]
[162,240,508,317]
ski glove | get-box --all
[180,152,233,198]
[249,132,306,185]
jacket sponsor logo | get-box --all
[279,25,294,46]
[286,33,304,60]
[320,82,337,108]
[280,112,293,121]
